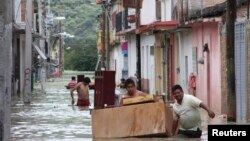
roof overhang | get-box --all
[13,22,25,33]
[137,20,178,34]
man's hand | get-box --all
[208,110,215,118]
[138,93,146,97]
[71,99,75,105]
[200,103,215,118]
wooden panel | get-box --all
[92,102,173,138]
[122,95,154,105]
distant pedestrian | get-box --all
[65,76,76,90]
[117,78,126,89]
[70,77,91,107]
[115,78,126,106]
[171,84,215,138]
[188,73,196,96]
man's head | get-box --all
[83,77,91,85]
[172,84,184,103]
[71,76,76,80]
[125,78,136,96]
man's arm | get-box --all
[70,83,79,105]
[172,119,178,136]
[171,110,179,136]
[200,103,215,118]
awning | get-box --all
[137,20,178,34]
[32,43,47,60]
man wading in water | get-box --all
[70,77,91,106]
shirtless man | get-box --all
[123,78,145,98]
[70,77,91,106]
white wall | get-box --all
[162,0,172,21]
[128,35,137,78]
[140,0,156,25]
[110,46,123,84]
[140,34,156,94]
[178,31,193,91]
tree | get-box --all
[51,0,101,71]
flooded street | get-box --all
[11,71,226,141]
[11,72,94,141]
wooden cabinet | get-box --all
[92,102,173,138]
[94,71,115,109]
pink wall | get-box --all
[192,22,222,114]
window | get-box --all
[156,0,161,21]
[192,47,198,74]
[150,46,154,56]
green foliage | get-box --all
[51,0,101,71]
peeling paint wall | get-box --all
[0,0,12,140]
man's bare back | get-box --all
[77,82,89,100]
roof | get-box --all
[189,0,249,20]
[137,20,178,34]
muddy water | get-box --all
[11,72,226,141]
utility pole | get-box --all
[47,0,51,78]
[23,0,33,103]
[101,3,106,70]
[58,0,64,76]
[38,0,46,93]
[226,0,236,120]
[105,2,110,70]
[59,20,63,75]
[136,0,141,90]
[0,0,12,140]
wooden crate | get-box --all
[92,102,173,138]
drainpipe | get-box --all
[226,0,236,121]
[136,0,141,90]
[38,0,46,93]
[247,0,249,19]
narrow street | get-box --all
[1,0,249,140]
[11,71,94,141]
[10,71,226,141]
